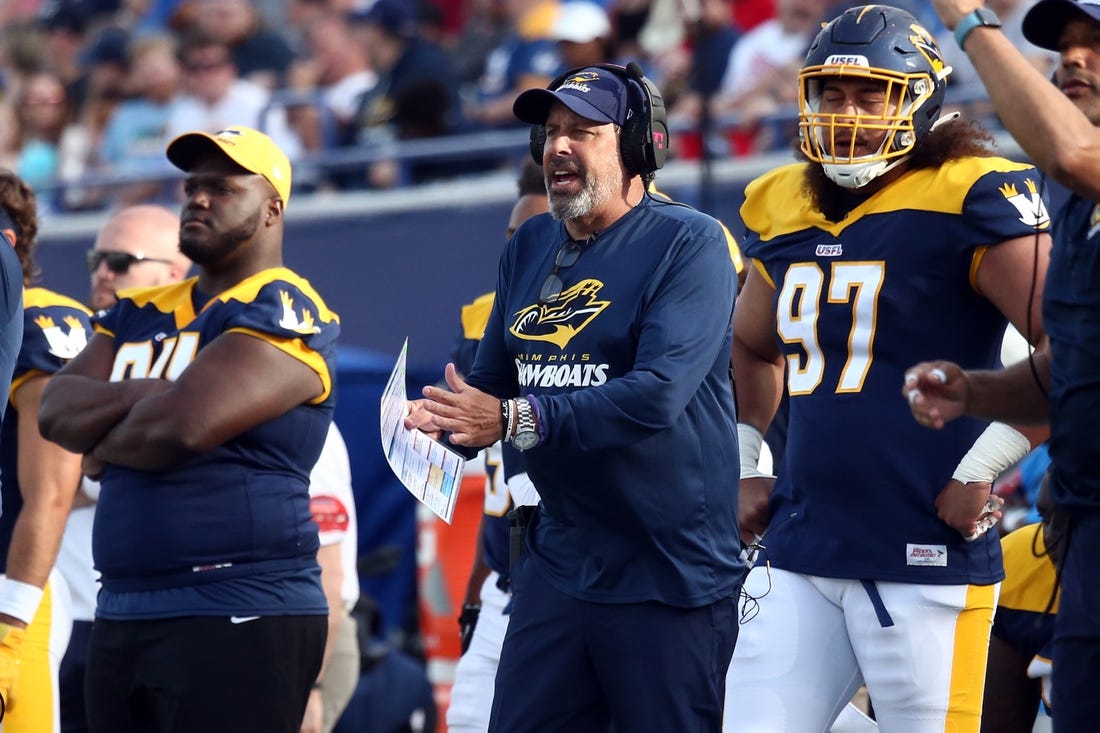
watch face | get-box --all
[513,430,539,451]
[977,7,1000,24]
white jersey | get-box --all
[54,482,100,622]
[308,423,360,612]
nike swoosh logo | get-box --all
[229,616,261,624]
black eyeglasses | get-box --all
[86,250,173,274]
[539,239,586,304]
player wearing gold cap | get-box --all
[38,126,340,733]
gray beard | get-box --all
[548,169,619,221]
[550,189,595,220]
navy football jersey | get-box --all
[455,292,525,578]
[742,159,1051,585]
[468,196,743,607]
[91,268,339,619]
[0,288,92,570]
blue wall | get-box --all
[33,171,753,372]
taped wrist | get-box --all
[952,422,1031,484]
[738,423,774,480]
[0,579,43,626]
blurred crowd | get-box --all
[0,0,1059,213]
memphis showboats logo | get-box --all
[998,178,1050,229]
[278,290,321,335]
[556,71,600,94]
[35,314,88,359]
[509,278,611,387]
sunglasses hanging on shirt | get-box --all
[538,238,587,304]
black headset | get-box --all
[528,61,669,178]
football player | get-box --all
[0,171,90,732]
[726,6,1051,731]
[55,204,189,733]
[38,127,338,733]
[906,0,1100,727]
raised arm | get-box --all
[935,0,1100,200]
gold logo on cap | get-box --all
[557,71,601,92]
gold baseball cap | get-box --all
[166,126,292,206]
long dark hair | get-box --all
[0,169,39,285]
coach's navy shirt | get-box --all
[1045,193,1100,513]
[467,196,744,608]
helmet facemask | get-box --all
[799,64,939,189]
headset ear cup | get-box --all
[619,115,647,176]
[530,125,546,166]
[649,118,669,170]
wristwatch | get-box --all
[510,397,540,451]
[953,7,1001,49]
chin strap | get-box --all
[930,111,961,132]
[824,157,901,190]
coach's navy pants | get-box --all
[1053,512,1100,732]
[489,552,739,733]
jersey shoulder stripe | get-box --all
[742,157,1042,242]
[24,287,92,314]
[216,267,340,326]
[12,287,93,397]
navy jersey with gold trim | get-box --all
[742,158,1050,585]
[90,267,339,619]
[993,522,1057,701]
[467,196,743,607]
[454,292,525,578]
[0,288,92,571]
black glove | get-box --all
[458,604,481,655]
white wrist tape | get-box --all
[0,578,44,625]
[739,423,775,480]
[952,422,1032,485]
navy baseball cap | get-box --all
[1022,0,1100,50]
[37,0,88,34]
[514,67,630,126]
[80,27,129,66]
